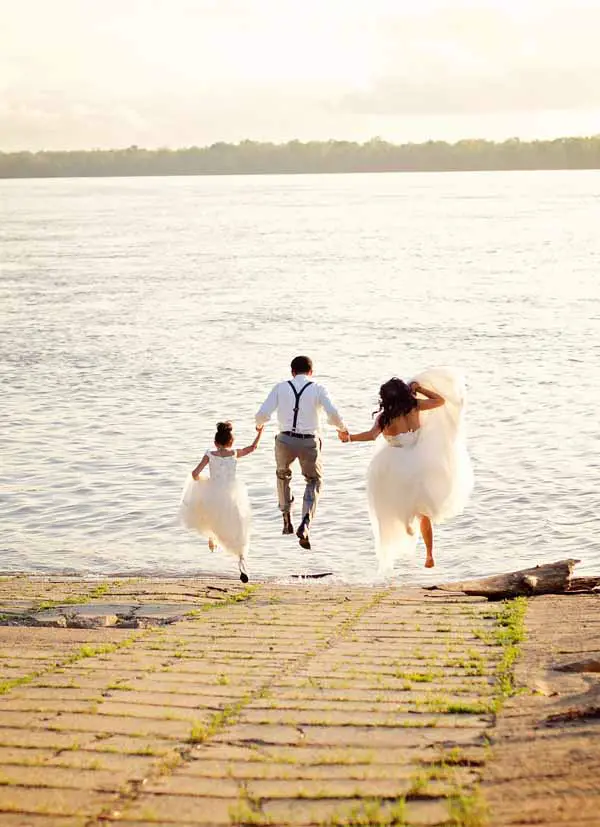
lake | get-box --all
[1,170,599,583]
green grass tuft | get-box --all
[448,788,489,826]
[494,597,527,701]
[325,798,407,826]
[394,669,438,683]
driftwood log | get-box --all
[568,576,600,593]
[427,559,587,600]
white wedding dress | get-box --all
[367,367,473,572]
[179,452,251,565]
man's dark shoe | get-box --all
[296,516,311,550]
[282,513,294,535]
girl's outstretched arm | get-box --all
[339,421,382,443]
[191,455,209,480]
[237,425,264,458]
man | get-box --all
[256,356,348,550]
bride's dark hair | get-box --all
[215,421,233,447]
[375,378,417,428]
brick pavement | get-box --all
[0,577,509,826]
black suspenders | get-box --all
[287,380,313,431]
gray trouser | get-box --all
[275,433,323,522]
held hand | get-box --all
[338,429,350,443]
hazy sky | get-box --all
[2,0,600,150]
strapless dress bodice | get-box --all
[383,430,420,448]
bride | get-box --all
[339,368,473,571]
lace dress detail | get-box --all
[207,453,238,485]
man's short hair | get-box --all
[291,355,313,375]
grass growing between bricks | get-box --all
[187,585,259,616]
[448,788,489,827]
[391,597,528,827]
[0,630,147,696]
[0,581,530,827]
[22,581,115,613]
[0,584,263,698]
[229,792,273,826]
[324,798,408,826]
[423,696,496,715]
[189,697,249,744]
[434,596,528,826]
[494,596,527,702]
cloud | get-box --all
[0,96,151,150]
[339,67,600,116]
[340,5,600,115]
[0,84,352,150]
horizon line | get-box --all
[3,133,600,154]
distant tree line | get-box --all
[2,136,600,178]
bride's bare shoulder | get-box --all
[385,410,420,435]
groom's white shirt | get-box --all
[256,374,346,435]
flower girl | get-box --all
[179,421,263,582]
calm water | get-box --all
[2,171,599,584]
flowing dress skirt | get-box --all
[179,473,251,560]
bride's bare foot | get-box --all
[419,516,434,568]
[208,537,215,552]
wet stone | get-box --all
[0,602,40,616]
[133,603,200,620]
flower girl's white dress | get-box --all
[367,367,473,572]
[179,451,251,575]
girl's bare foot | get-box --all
[208,537,215,552]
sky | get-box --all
[2,0,600,151]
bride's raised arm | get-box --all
[410,382,445,411]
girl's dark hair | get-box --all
[374,378,417,429]
[215,421,233,447]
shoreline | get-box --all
[3,136,600,179]
[0,570,441,589]
[2,167,600,182]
